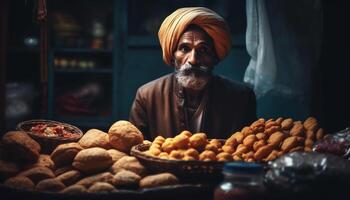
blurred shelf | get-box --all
[9,47,40,53]
[54,116,113,129]
[54,68,113,74]
[52,48,113,54]
[128,36,159,47]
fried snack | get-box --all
[233,144,249,156]
[281,118,293,130]
[224,137,238,148]
[139,173,178,188]
[0,160,20,180]
[303,117,318,131]
[36,178,66,192]
[73,147,113,174]
[78,129,111,149]
[268,131,285,147]
[264,125,281,135]
[304,146,312,152]
[55,170,82,186]
[199,150,216,161]
[230,132,244,144]
[243,135,257,148]
[250,118,265,133]
[2,131,41,163]
[241,127,254,137]
[4,176,35,190]
[179,130,192,138]
[107,149,127,163]
[216,152,232,162]
[143,140,152,145]
[316,128,325,141]
[242,151,254,160]
[60,185,87,194]
[87,182,116,193]
[18,166,55,184]
[265,121,280,130]
[289,146,304,153]
[153,136,165,146]
[281,136,298,152]
[173,134,189,149]
[183,156,196,161]
[222,145,235,154]
[305,130,315,140]
[158,152,169,159]
[253,140,266,152]
[149,148,162,156]
[263,150,279,162]
[290,122,305,137]
[108,120,144,153]
[113,170,141,188]
[24,154,55,170]
[75,172,114,188]
[205,143,219,153]
[210,139,223,149]
[275,117,284,125]
[110,156,146,177]
[304,138,314,148]
[256,133,267,140]
[51,143,83,167]
[183,148,199,160]
[232,155,243,161]
[169,150,184,160]
[161,141,175,153]
[254,144,274,161]
[54,166,74,176]
[189,133,208,151]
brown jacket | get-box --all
[129,73,256,140]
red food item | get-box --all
[30,123,77,138]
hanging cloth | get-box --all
[244,0,276,98]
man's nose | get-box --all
[187,49,199,65]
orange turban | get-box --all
[158,7,232,66]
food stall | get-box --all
[0,117,349,200]
[1,1,350,200]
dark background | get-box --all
[0,0,349,135]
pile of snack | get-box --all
[146,117,326,162]
[0,120,178,193]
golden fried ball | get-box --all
[209,139,223,148]
[205,144,219,154]
[189,133,208,151]
[184,148,199,160]
[173,134,190,149]
[199,150,216,161]
[169,150,184,160]
[179,130,192,138]
[161,141,175,153]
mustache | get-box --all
[177,63,212,74]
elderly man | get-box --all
[130,7,256,140]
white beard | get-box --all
[175,63,211,90]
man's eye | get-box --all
[180,46,190,52]
[198,47,209,54]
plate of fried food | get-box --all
[16,119,83,153]
[131,117,327,181]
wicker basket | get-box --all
[131,143,225,183]
[16,119,83,154]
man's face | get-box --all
[173,26,218,90]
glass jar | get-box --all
[214,162,266,200]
